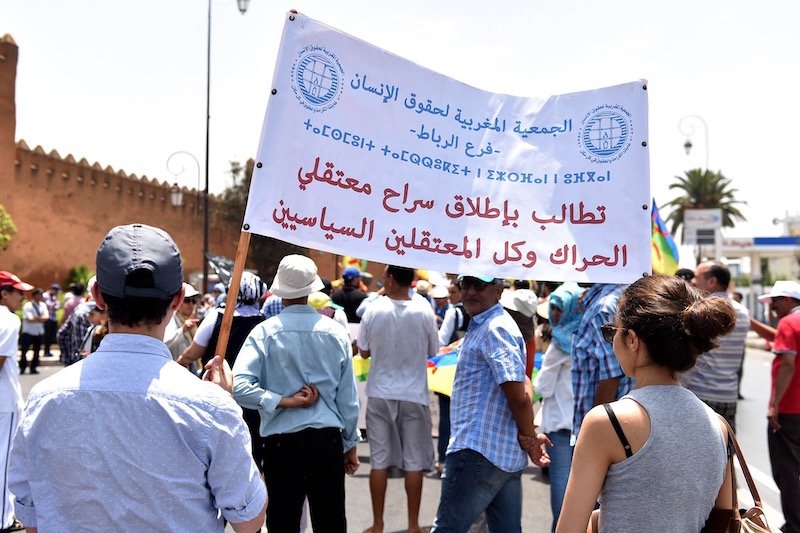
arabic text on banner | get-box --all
[244,12,651,283]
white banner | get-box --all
[244,12,651,283]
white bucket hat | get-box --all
[269,255,325,299]
[758,280,800,305]
[500,289,538,318]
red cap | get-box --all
[0,271,34,291]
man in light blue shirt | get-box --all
[9,224,266,532]
[432,275,550,533]
[234,254,360,533]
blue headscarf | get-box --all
[549,282,585,353]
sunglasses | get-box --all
[183,297,199,304]
[600,322,626,344]
[457,278,493,292]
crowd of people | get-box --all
[0,223,798,532]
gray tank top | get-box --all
[598,385,727,533]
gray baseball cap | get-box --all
[96,224,183,300]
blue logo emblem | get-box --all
[291,46,344,113]
[579,105,633,163]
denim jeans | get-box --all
[432,449,522,532]
[546,429,573,532]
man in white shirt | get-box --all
[0,270,32,533]
[358,265,439,533]
[19,288,48,374]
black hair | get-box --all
[703,261,731,289]
[321,278,332,296]
[386,265,415,288]
[617,275,735,374]
[102,269,176,328]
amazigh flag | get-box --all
[651,200,679,275]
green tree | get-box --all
[221,159,307,281]
[0,204,17,251]
[664,168,747,240]
[65,265,94,288]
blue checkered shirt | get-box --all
[260,295,284,319]
[571,284,631,438]
[448,303,528,472]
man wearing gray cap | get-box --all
[234,254,360,533]
[9,224,266,532]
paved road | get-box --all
[19,344,786,532]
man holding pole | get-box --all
[9,224,266,532]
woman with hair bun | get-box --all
[557,275,737,533]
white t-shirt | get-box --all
[21,300,48,336]
[357,297,439,405]
[0,305,23,414]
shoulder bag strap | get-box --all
[717,415,764,508]
[603,403,633,458]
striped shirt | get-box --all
[682,292,749,403]
[448,303,528,472]
[571,284,631,438]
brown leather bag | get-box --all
[701,417,772,532]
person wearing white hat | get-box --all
[233,255,359,533]
[756,280,800,532]
[164,283,201,361]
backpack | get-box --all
[448,303,470,344]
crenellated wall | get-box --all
[0,32,242,289]
[6,141,239,289]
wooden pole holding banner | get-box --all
[213,229,252,362]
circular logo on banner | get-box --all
[291,46,344,113]
[579,105,633,163]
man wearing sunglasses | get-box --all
[432,275,550,533]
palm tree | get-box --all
[663,168,747,240]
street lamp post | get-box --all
[166,150,200,210]
[678,114,717,262]
[203,0,251,294]
[678,114,709,170]
[169,183,184,207]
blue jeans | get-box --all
[432,449,522,532]
[546,429,573,532]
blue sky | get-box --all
[3,0,798,238]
